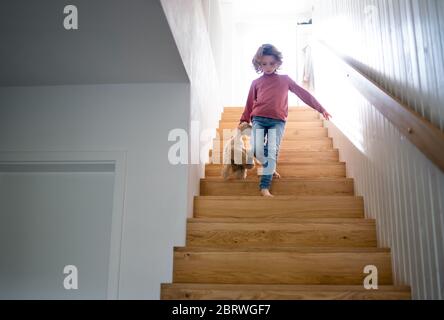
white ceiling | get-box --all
[0,0,189,86]
[228,0,315,22]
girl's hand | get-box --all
[238,122,250,131]
[321,110,332,121]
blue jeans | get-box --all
[251,116,286,190]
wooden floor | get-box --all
[161,107,411,300]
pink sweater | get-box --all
[239,73,326,124]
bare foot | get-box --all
[261,189,274,197]
[273,171,281,179]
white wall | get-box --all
[220,0,236,106]
[201,0,224,81]
[0,83,190,299]
[313,0,444,299]
[0,0,197,300]
[161,0,223,216]
[314,0,444,130]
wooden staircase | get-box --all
[161,107,411,300]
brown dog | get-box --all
[221,124,258,180]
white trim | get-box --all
[0,150,127,300]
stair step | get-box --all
[222,112,320,121]
[200,177,354,196]
[188,217,374,223]
[213,146,333,153]
[279,151,339,162]
[186,219,377,248]
[194,196,364,219]
[214,135,332,144]
[282,140,333,149]
[210,149,340,163]
[212,138,334,151]
[205,163,346,178]
[175,246,389,253]
[283,127,329,138]
[223,106,314,113]
[161,283,411,300]
[221,119,321,126]
[172,247,393,285]
[217,127,329,138]
[219,121,323,130]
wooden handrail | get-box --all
[318,40,444,173]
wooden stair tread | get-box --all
[213,137,332,142]
[218,126,327,130]
[219,118,324,124]
[210,147,337,154]
[222,116,320,122]
[220,122,323,128]
[195,212,364,219]
[222,110,319,113]
[174,246,390,253]
[217,126,327,130]
[210,153,340,161]
[206,162,345,167]
[200,178,355,196]
[212,145,334,150]
[186,219,377,248]
[217,128,329,138]
[210,148,339,153]
[195,195,362,200]
[223,106,315,112]
[194,196,364,219]
[161,283,411,300]
[162,283,410,291]
[212,141,333,148]
[201,177,351,181]
[205,166,346,179]
[219,122,324,129]
[172,249,393,285]
[222,112,319,117]
[187,217,375,224]
[207,160,342,165]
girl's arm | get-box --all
[239,81,256,125]
[287,75,326,114]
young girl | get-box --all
[238,44,332,197]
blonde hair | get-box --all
[252,44,283,74]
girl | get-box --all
[238,44,332,197]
